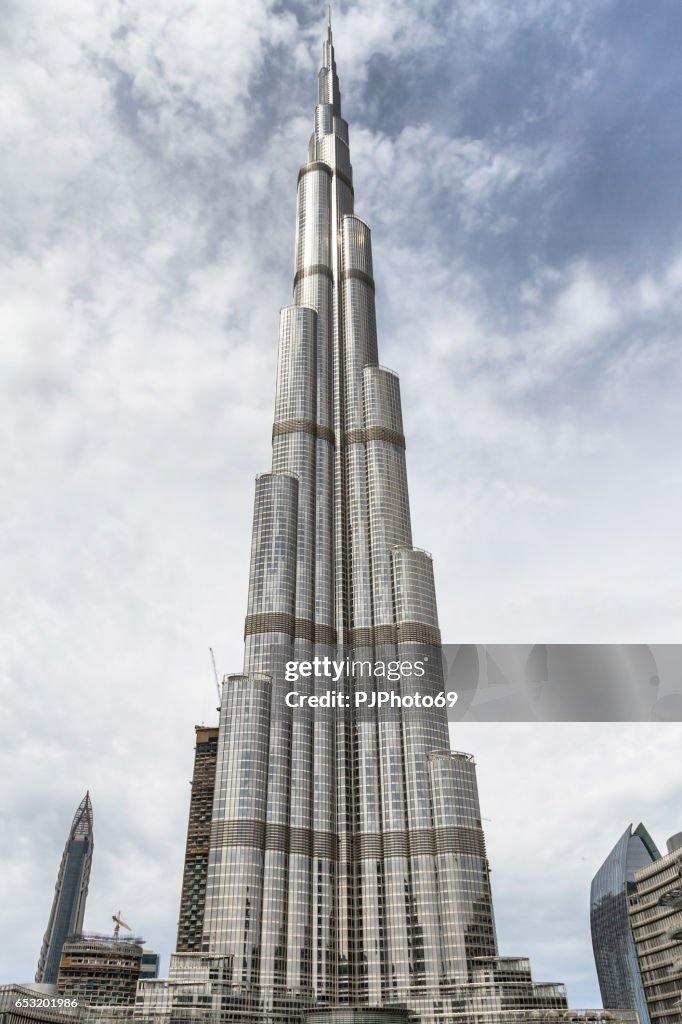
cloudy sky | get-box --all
[1,0,681,1007]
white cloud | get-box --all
[1,0,681,1001]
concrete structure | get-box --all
[177,726,219,953]
[629,833,682,1024]
[57,936,143,1008]
[591,823,660,1023]
[36,794,94,985]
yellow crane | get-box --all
[112,911,131,942]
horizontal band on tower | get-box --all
[382,832,409,858]
[245,612,295,638]
[353,833,382,859]
[273,419,335,444]
[349,621,439,646]
[210,819,265,849]
[313,622,337,645]
[212,820,339,858]
[210,819,485,861]
[407,829,434,857]
[340,267,375,293]
[245,615,437,645]
[297,161,333,182]
[296,162,354,194]
[374,624,398,644]
[294,619,338,644]
[265,822,289,851]
[434,825,487,858]
[396,621,441,645]
[335,168,354,194]
[348,827,484,861]
[348,626,401,646]
[245,613,338,644]
[293,263,333,288]
[343,426,405,448]
[350,626,375,647]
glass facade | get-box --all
[629,835,682,1024]
[591,824,659,1024]
[136,24,641,1024]
[199,27,493,1020]
[36,793,94,985]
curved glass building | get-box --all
[629,832,682,1024]
[590,823,660,1023]
[36,792,94,985]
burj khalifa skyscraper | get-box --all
[200,22,497,1017]
[137,23,637,1024]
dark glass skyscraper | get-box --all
[591,823,660,1024]
[36,792,93,985]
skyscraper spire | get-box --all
[144,27,634,1024]
[36,793,93,984]
[199,26,497,1019]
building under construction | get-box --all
[176,726,219,953]
[56,935,144,1007]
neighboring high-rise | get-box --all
[136,22,640,1024]
[36,793,93,985]
[177,726,219,952]
[139,950,161,982]
[591,823,660,1024]
[629,832,682,1024]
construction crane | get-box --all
[209,647,222,706]
[112,911,131,942]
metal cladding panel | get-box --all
[318,134,353,184]
[341,219,377,427]
[316,103,334,138]
[275,306,317,423]
[391,547,440,631]
[296,165,332,273]
[363,367,404,434]
[203,673,271,968]
[271,306,319,998]
[333,116,349,144]
[273,306,317,628]
[428,754,497,981]
[242,473,298,996]
[341,215,374,276]
[245,472,298,622]
[364,368,411,627]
